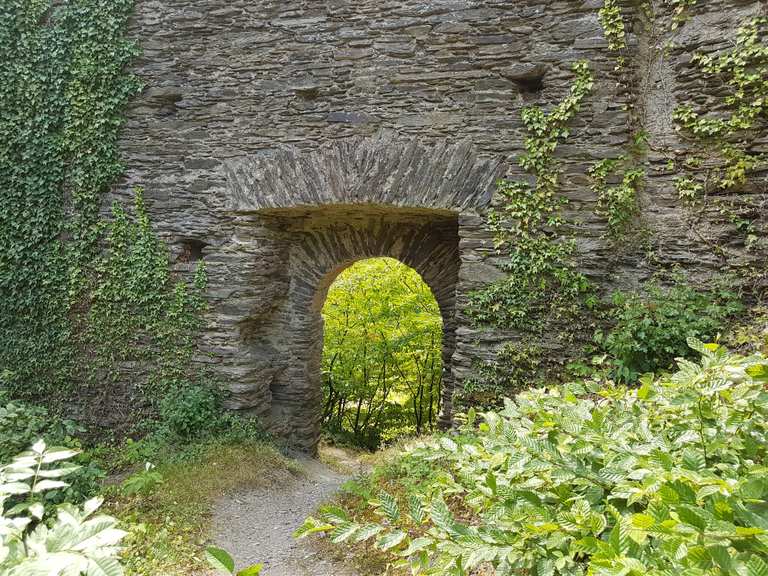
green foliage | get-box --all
[589,157,644,237]
[672,17,767,248]
[322,258,443,449]
[158,384,221,440]
[467,61,595,330]
[598,0,627,52]
[85,188,208,405]
[596,280,743,381]
[1,440,126,575]
[0,397,105,504]
[0,0,141,394]
[301,342,768,575]
[121,463,164,497]
[462,343,543,408]
[665,0,697,28]
[206,547,263,576]
[0,397,80,462]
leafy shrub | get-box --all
[158,383,221,439]
[596,281,742,381]
[0,441,126,575]
[298,341,768,575]
[0,397,81,462]
[0,397,106,504]
[122,463,164,496]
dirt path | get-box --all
[210,448,365,576]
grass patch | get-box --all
[106,439,300,575]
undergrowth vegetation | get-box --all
[1,442,126,575]
[111,439,297,576]
[299,340,768,575]
[594,280,744,383]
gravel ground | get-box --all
[210,454,362,576]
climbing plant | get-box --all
[667,0,698,28]
[0,0,141,395]
[672,17,767,211]
[0,0,213,439]
[84,189,208,404]
[589,156,644,237]
[467,61,594,330]
[598,0,627,52]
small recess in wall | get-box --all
[503,63,548,97]
[177,238,207,263]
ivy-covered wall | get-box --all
[0,0,140,394]
[0,1,208,435]
[2,0,766,447]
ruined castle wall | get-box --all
[112,0,767,448]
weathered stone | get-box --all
[106,0,767,451]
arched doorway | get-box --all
[221,135,503,451]
[262,205,459,452]
[320,257,444,449]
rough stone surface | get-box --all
[110,0,768,450]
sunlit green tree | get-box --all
[321,258,443,449]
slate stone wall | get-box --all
[112,0,767,450]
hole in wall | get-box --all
[176,238,207,263]
[503,63,548,99]
[514,74,545,95]
[320,257,444,450]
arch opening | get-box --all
[320,257,444,450]
[247,204,460,452]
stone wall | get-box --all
[112,0,767,450]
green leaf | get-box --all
[32,479,70,492]
[206,546,236,574]
[709,545,733,574]
[376,530,407,551]
[747,556,768,576]
[609,521,630,556]
[330,521,359,543]
[293,516,333,539]
[86,555,124,576]
[353,524,384,543]
[237,564,263,576]
[746,363,768,382]
[682,448,706,472]
[42,448,80,463]
[430,497,456,535]
[676,506,707,532]
[399,537,433,557]
[378,491,400,523]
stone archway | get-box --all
[222,133,503,451]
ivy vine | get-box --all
[589,156,644,238]
[84,189,208,406]
[0,1,209,429]
[672,17,767,250]
[467,61,595,330]
[0,0,140,394]
[599,0,628,52]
